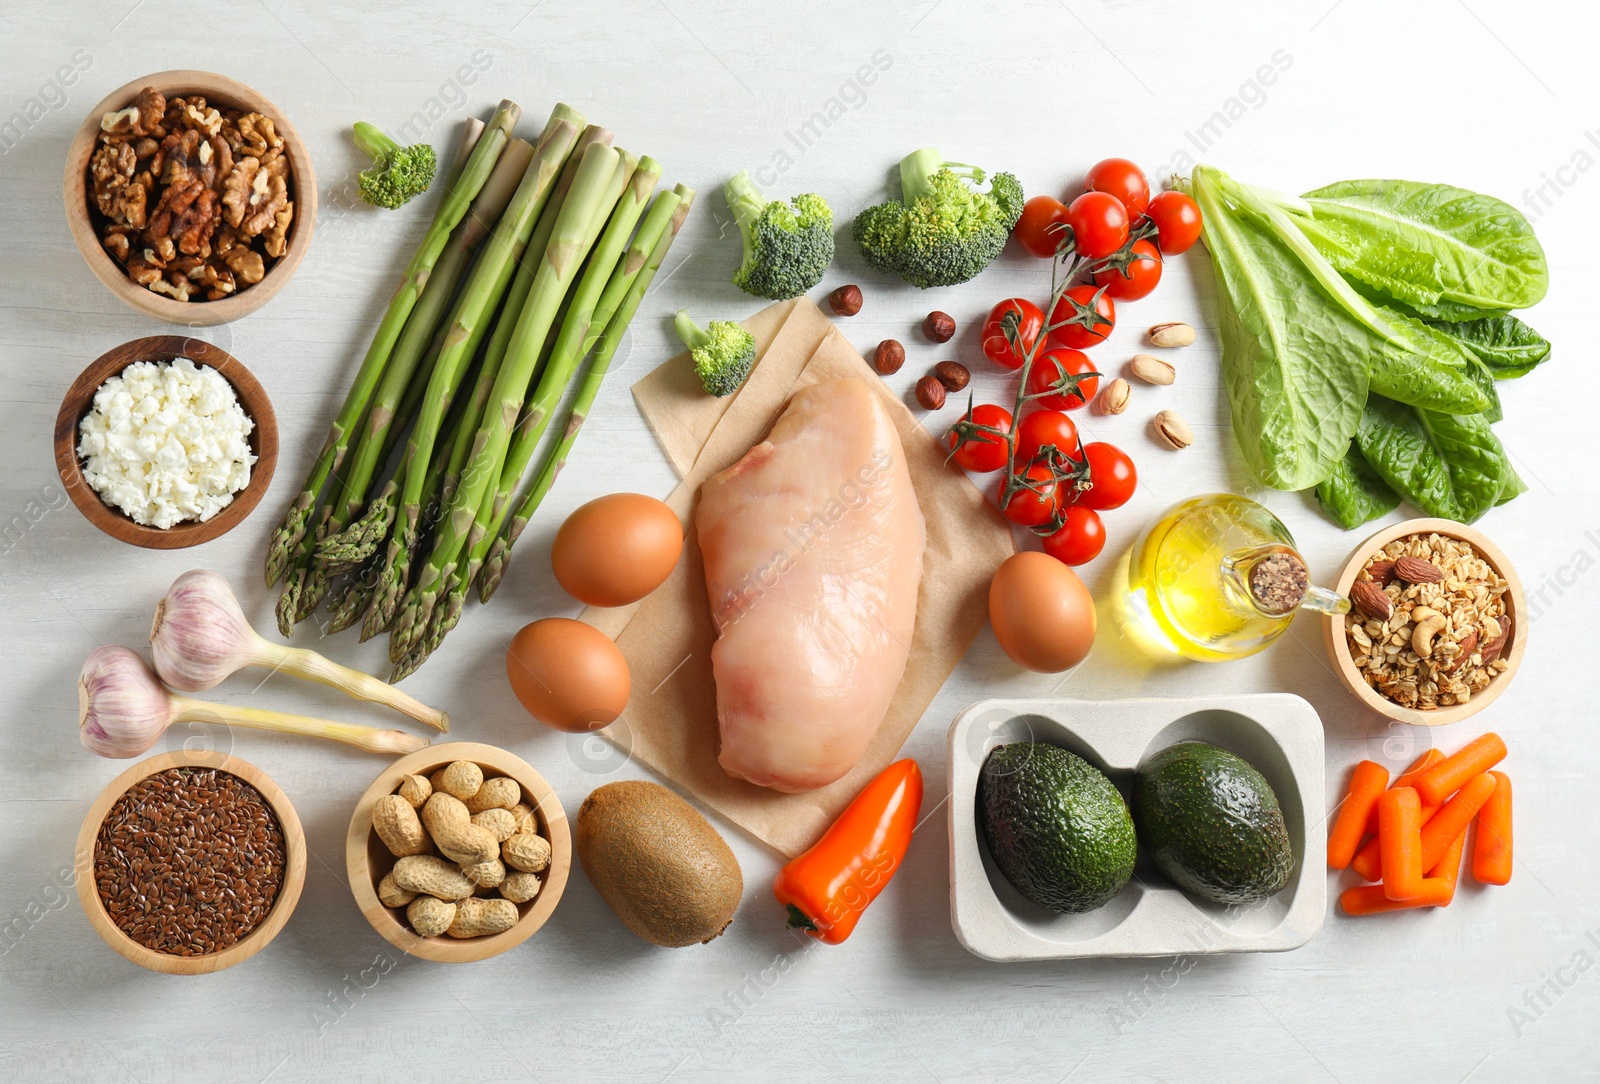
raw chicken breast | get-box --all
[697,377,925,792]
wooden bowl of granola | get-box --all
[1325,519,1526,727]
[64,70,316,326]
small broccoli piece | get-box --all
[852,148,1024,288]
[352,122,437,210]
[723,171,834,300]
[675,310,756,397]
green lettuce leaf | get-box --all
[1189,167,1369,490]
[1302,179,1548,313]
[1365,305,1492,415]
[1428,314,1552,379]
[1355,395,1509,523]
[1316,442,1400,529]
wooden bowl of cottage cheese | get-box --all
[54,335,277,548]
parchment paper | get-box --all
[584,298,1014,856]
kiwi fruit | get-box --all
[576,780,742,947]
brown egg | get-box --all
[506,618,631,732]
[552,493,683,607]
[989,552,1097,673]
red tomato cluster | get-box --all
[941,158,1202,568]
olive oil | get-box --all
[1125,494,1346,662]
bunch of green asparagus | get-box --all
[264,99,695,681]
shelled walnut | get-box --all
[87,87,295,302]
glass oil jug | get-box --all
[1122,494,1349,662]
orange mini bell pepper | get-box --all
[773,758,923,944]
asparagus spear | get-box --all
[437,124,615,509]
[264,100,519,588]
[276,139,536,631]
[393,154,654,667]
[390,142,623,662]
[363,107,587,644]
[308,137,536,580]
[479,183,696,601]
[393,183,694,679]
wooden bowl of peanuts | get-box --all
[1325,519,1526,728]
[64,70,316,326]
[346,742,571,963]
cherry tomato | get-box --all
[1077,442,1137,510]
[1147,191,1203,255]
[997,463,1060,528]
[1090,238,1163,301]
[1066,191,1130,259]
[1042,505,1106,566]
[1085,158,1150,219]
[982,298,1044,370]
[944,403,1014,473]
[1048,285,1116,350]
[1013,409,1080,469]
[1013,195,1070,259]
[1025,349,1100,411]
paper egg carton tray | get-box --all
[947,694,1326,962]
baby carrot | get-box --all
[1365,749,1445,835]
[1343,814,1468,917]
[1429,819,1469,893]
[1472,771,1513,886]
[1418,772,1498,872]
[1352,793,1441,882]
[1379,787,1424,901]
[1416,732,1506,806]
[1341,877,1454,916]
[1329,761,1389,870]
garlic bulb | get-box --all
[78,645,174,758]
[151,570,449,732]
[78,646,429,759]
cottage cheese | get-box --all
[77,358,256,529]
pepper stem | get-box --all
[784,904,818,932]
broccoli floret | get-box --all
[724,171,834,300]
[675,310,756,397]
[852,148,1024,288]
[352,122,437,210]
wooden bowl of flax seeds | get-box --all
[75,750,306,974]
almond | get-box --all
[1393,556,1444,584]
[1481,614,1513,663]
[1365,559,1396,584]
[1443,630,1479,673]
[1348,581,1392,621]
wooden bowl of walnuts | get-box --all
[345,743,571,964]
[1325,519,1526,727]
[64,70,317,326]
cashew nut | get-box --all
[1412,614,1448,658]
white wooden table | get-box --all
[2,1,1593,1080]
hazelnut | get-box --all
[874,339,906,375]
[828,284,863,317]
[923,311,956,343]
[915,374,947,410]
[933,361,970,392]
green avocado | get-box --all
[1133,741,1295,905]
[978,742,1137,914]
